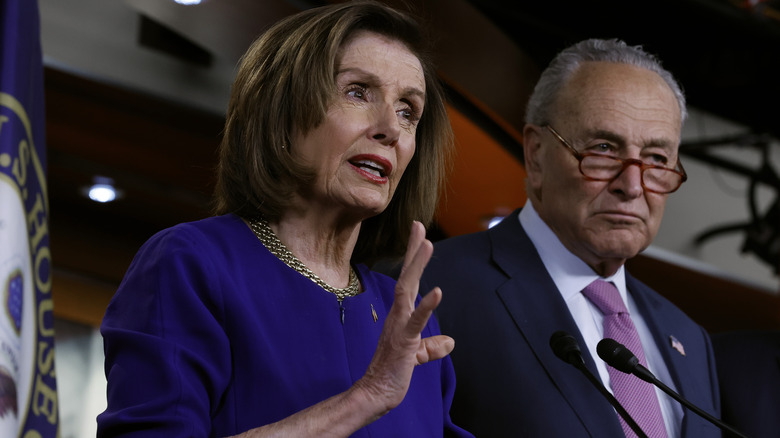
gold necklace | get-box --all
[248,217,361,301]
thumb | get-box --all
[416,335,454,365]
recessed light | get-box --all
[81,176,123,203]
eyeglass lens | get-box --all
[580,155,681,192]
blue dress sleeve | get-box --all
[97,225,231,437]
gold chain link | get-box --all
[248,217,361,301]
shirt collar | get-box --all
[518,201,628,302]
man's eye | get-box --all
[648,154,669,165]
[591,143,613,153]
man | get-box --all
[420,39,721,436]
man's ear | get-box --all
[522,124,545,190]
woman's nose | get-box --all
[369,103,401,146]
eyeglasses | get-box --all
[544,125,687,194]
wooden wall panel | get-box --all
[45,67,223,326]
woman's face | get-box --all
[292,30,424,220]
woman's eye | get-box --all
[346,85,368,100]
[397,106,421,126]
[398,107,416,121]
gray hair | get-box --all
[525,38,687,125]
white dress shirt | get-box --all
[518,201,683,438]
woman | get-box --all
[97,1,471,437]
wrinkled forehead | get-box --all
[555,62,681,125]
[336,30,425,94]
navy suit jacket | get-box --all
[712,330,780,438]
[420,210,721,437]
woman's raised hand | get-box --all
[355,221,454,415]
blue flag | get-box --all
[0,0,60,437]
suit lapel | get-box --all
[627,275,690,388]
[487,212,623,436]
[627,274,704,434]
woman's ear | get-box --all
[522,124,545,191]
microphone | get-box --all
[549,331,648,438]
[597,338,749,438]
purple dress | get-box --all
[97,214,471,437]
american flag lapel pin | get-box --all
[669,335,686,356]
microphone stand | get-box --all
[597,338,749,438]
[638,368,747,438]
[550,331,648,438]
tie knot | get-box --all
[582,279,627,316]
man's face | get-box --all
[525,61,682,276]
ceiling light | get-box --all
[81,176,123,203]
[89,185,116,203]
[173,0,204,5]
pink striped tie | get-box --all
[582,280,668,438]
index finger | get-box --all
[401,220,425,267]
[395,221,433,305]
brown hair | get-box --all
[214,0,453,264]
